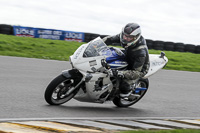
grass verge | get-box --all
[0,34,200,72]
[119,129,200,133]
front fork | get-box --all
[62,69,84,95]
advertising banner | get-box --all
[63,31,84,42]
[13,26,85,42]
[35,28,63,40]
[13,26,35,38]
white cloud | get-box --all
[0,0,200,45]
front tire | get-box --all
[113,78,149,107]
[44,74,80,105]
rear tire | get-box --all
[113,78,149,107]
[44,74,80,105]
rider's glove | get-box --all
[117,71,124,78]
[123,70,140,80]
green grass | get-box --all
[119,129,200,133]
[0,34,83,61]
[148,50,200,72]
[0,34,200,72]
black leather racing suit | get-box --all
[103,34,150,94]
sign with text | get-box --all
[13,26,35,37]
[64,31,84,42]
[13,26,85,42]
[35,29,63,40]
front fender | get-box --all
[62,69,83,79]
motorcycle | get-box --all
[44,37,168,107]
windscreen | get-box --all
[83,38,112,57]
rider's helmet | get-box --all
[120,23,141,47]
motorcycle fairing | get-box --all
[69,37,168,103]
[106,47,128,69]
[74,73,113,103]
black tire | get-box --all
[84,33,100,42]
[153,41,164,50]
[113,78,149,108]
[90,33,100,40]
[0,24,13,35]
[100,34,108,39]
[174,43,185,52]
[146,39,153,49]
[185,44,195,53]
[84,33,92,42]
[164,42,174,51]
[44,74,80,105]
[195,45,200,54]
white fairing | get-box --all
[70,38,106,72]
[144,54,168,78]
[70,37,112,103]
[69,37,168,103]
[74,74,113,103]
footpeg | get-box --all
[120,91,132,98]
[127,94,140,100]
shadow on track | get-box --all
[43,104,150,117]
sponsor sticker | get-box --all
[74,46,85,59]
[152,61,164,66]
[89,60,97,66]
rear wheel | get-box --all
[44,74,80,105]
[113,78,149,107]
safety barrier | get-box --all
[0,24,13,35]
[0,24,200,54]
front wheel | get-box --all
[44,74,80,105]
[113,78,149,107]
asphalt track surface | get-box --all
[1,55,200,119]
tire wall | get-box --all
[146,39,200,54]
[0,24,200,54]
[0,24,13,35]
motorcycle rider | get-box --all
[103,23,150,97]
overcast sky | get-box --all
[1,0,200,45]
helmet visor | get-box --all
[122,32,137,43]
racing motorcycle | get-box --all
[44,37,168,107]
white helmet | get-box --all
[120,23,141,47]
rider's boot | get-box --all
[120,91,132,98]
[119,80,136,98]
